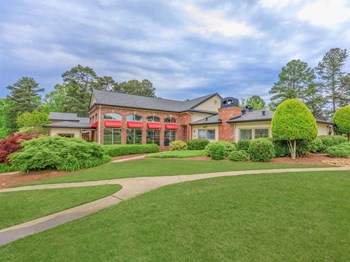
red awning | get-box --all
[127,121,143,128]
[90,121,98,128]
[147,123,161,129]
[105,120,122,128]
[165,123,178,130]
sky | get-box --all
[1,0,350,103]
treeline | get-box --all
[0,65,157,138]
[269,48,350,119]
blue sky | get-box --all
[1,0,350,102]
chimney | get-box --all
[218,98,241,141]
[262,110,266,116]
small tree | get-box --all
[16,110,50,135]
[271,99,318,159]
[332,106,350,141]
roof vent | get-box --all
[262,110,266,116]
[205,117,208,121]
[221,97,239,108]
[241,108,246,115]
[245,105,253,112]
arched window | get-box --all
[147,116,160,122]
[126,114,142,121]
[104,113,122,120]
[164,117,176,123]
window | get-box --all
[104,113,122,120]
[164,117,176,123]
[57,134,74,138]
[146,130,160,145]
[147,116,160,122]
[164,130,176,146]
[104,128,121,145]
[198,129,216,140]
[240,129,252,140]
[255,129,269,139]
[126,114,142,121]
[127,129,142,144]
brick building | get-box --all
[45,89,333,148]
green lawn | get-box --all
[147,150,204,158]
[0,185,121,230]
[22,159,326,185]
[1,171,349,261]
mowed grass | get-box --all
[23,159,326,185]
[0,185,121,230]
[147,150,204,158]
[1,171,349,261]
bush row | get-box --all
[103,144,160,157]
[11,136,111,172]
[326,143,350,158]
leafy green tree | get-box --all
[269,59,326,118]
[316,48,348,114]
[93,76,118,91]
[332,106,350,141]
[242,95,266,109]
[113,79,156,97]
[272,99,318,159]
[42,84,67,113]
[6,77,44,114]
[0,99,16,138]
[16,110,50,135]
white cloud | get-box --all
[183,4,257,38]
[297,0,350,27]
[259,0,292,9]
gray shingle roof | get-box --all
[227,110,274,123]
[227,110,332,124]
[49,112,79,121]
[45,121,91,129]
[190,115,221,125]
[91,89,220,112]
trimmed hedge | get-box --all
[187,139,210,150]
[103,144,159,157]
[228,150,249,161]
[10,137,111,172]
[318,135,347,149]
[169,140,187,151]
[326,143,350,158]
[204,141,236,158]
[204,142,226,160]
[248,139,275,162]
[237,139,251,151]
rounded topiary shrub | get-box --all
[333,106,350,141]
[204,142,226,160]
[10,136,111,172]
[220,141,236,156]
[169,140,187,151]
[237,139,251,151]
[187,139,210,150]
[248,138,275,162]
[326,143,350,158]
[228,150,249,161]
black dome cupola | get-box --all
[221,97,239,108]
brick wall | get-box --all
[218,106,241,141]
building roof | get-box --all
[91,89,221,112]
[190,115,221,125]
[49,112,80,121]
[227,110,333,124]
[45,121,91,129]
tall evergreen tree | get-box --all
[113,79,156,97]
[316,48,348,115]
[6,77,44,114]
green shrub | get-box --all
[248,139,275,162]
[228,150,249,161]
[296,139,312,157]
[318,135,347,149]
[0,163,16,173]
[204,142,226,160]
[103,144,159,157]
[187,139,210,150]
[310,138,325,153]
[326,143,350,158]
[271,139,289,157]
[169,140,187,151]
[10,136,111,172]
[237,139,251,151]
[220,141,236,156]
[332,106,350,141]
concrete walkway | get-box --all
[1,166,349,245]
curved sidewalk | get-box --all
[0,166,349,245]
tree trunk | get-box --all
[287,140,297,160]
[348,133,350,142]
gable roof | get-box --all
[49,112,80,121]
[190,114,221,125]
[227,110,332,124]
[90,89,221,113]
